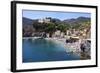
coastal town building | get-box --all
[38,17,51,23]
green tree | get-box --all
[57,24,67,34]
[44,22,56,37]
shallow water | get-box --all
[22,38,80,63]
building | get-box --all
[38,17,51,23]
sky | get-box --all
[23,10,91,20]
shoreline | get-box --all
[46,37,81,53]
[23,37,81,53]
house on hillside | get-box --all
[38,17,52,23]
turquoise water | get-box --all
[23,38,80,63]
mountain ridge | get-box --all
[23,17,90,25]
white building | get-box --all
[38,18,44,23]
[38,17,51,23]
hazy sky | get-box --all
[23,10,91,20]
